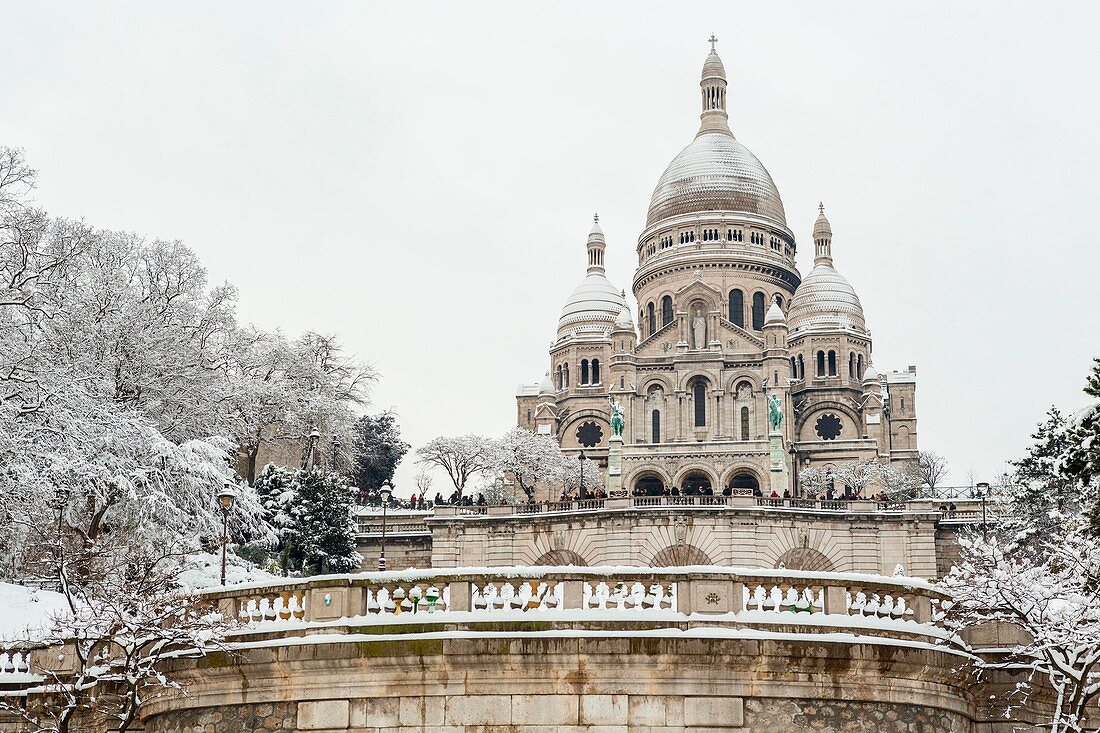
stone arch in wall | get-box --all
[650,544,714,567]
[631,470,668,496]
[723,466,762,492]
[671,465,719,491]
[775,547,836,572]
[532,549,589,567]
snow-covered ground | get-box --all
[0,583,71,641]
[177,552,278,591]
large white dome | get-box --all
[557,273,626,332]
[646,132,787,229]
[787,262,867,335]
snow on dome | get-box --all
[701,50,726,81]
[615,302,635,329]
[646,133,787,229]
[764,301,785,325]
[787,262,867,335]
[558,272,626,333]
[813,202,832,239]
[862,362,880,383]
[539,371,555,395]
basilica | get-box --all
[517,41,919,497]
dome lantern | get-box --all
[699,35,731,137]
[786,206,867,336]
[813,202,833,265]
[558,216,626,335]
[587,212,606,275]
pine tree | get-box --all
[293,470,361,574]
[253,464,360,574]
[348,411,410,496]
[1003,407,1078,541]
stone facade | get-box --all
[517,42,918,499]
[428,502,943,577]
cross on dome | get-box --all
[593,212,599,224]
[819,201,825,215]
[708,34,718,51]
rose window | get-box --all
[814,413,842,441]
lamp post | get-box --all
[330,436,341,471]
[217,482,237,586]
[378,481,392,571]
[577,450,586,500]
[303,428,321,470]
[976,481,989,537]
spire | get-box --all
[586,213,606,274]
[698,36,731,137]
[813,202,833,265]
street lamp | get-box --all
[976,481,990,537]
[378,481,392,572]
[330,436,341,471]
[217,481,237,586]
[577,450,586,500]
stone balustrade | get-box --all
[199,566,944,633]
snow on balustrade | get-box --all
[365,581,450,615]
[848,589,911,619]
[745,582,824,614]
[238,590,307,623]
[0,650,31,676]
[582,579,676,612]
[472,580,561,612]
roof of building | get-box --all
[645,45,787,230]
[787,261,867,335]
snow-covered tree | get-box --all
[253,465,360,575]
[998,407,1081,542]
[833,459,882,497]
[347,410,410,495]
[0,542,234,733]
[916,450,950,490]
[941,533,1100,732]
[798,466,830,497]
[416,434,498,497]
[493,427,564,500]
[880,462,922,500]
[562,455,603,497]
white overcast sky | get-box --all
[3,1,1098,491]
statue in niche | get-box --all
[736,383,752,400]
[692,307,706,349]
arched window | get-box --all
[580,359,589,385]
[798,355,805,380]
[816,351,825,377]
[828,350,837,376]
[692,380,707,427]
[849,353,855,379]
[652,410,661,443]
[774,294,784,308]
[591,359,600,384]
[646,302,656,337]
[790,357,797,377]
[751,292,766,330]
[728,289,744,327]
[740,406,750,441]
[857,354,864,379]
[661,295,673,327]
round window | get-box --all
[815,413,842,441]
[576,421,603,448]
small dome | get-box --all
[786,262,867,335]
[813,203,832,239]
[558,273,626,332]
[615,302,635,330]
[539,372,555,396]
[764,301,785,325]
[701,50,725,81]
[589,214,604,238]
[646,133,787,228]
[862,362,880,383]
